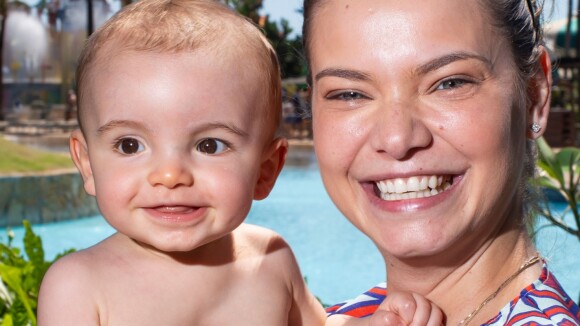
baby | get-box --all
[37,0,323,324]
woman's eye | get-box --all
[328,91,367,101]
[197,138,229,155]
[114,137,144,155]
[436,78,469,90]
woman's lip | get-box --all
[143,206,206,223]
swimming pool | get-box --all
[1,152,579,305]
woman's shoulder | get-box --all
[485,265,580,325]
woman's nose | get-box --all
[147,157,194,189]
[371,100,433,160]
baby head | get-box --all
[76,0,282,142]
[69,0,287,253]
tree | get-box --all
[220,0,306,78]
[534,137,580,302]
[262,17,305,78]
[223,0,263,24]
[0,0,7,120]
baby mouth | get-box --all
[375,175,453,201]
[153,206,196,214]
[145,205,205,223]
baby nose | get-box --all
[147,160,194,189]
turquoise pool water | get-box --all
[1,159,579,305]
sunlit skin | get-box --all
[36,45,328,325]
[308,0,551,324]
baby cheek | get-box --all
[209,168,255,227]
[204,164,258,197]
[93,170,139,205]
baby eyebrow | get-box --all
[314,68,371,82]
[414,52,492,76]
[97,120,148,134]
[96,120,248,138]
[202,122,249,138]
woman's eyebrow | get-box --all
[314,68,371,82]
[314,52,491,82]
[414,51,492,76]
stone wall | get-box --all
[0,170,100,227]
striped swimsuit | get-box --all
[326,265,580,325]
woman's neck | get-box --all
[383,218,541,324]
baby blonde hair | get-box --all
[76,0,281,139]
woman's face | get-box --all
[309,0,530,261]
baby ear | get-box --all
[527,46,552,139]
[254,137,288,200]
[69,129,96,196]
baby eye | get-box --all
[197,138,229,155]
[114,137,144,155]
[436,78,470,90]
[327,91,368,101]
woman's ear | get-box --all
[70,129,96,196]
[254,137,288,200]
[527,46,552,139]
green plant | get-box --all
[0,221,74,326]
[534,137,580,241]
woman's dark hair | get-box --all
[481,0,546,90]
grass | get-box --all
[0,137,74,174]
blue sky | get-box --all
[262,0,574,36]
[261,0,303,36]
[547,0,578,21]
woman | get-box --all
[302,0,580,324]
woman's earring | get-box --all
[530,123,542,133]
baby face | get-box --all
[72,48,275,254]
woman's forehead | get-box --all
[310,0,489,31]
[308,0,508,69]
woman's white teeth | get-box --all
[376,175,451,201]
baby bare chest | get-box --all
[95,260,292,325]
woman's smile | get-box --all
[374,174,454,201]
[361,173,463,214]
